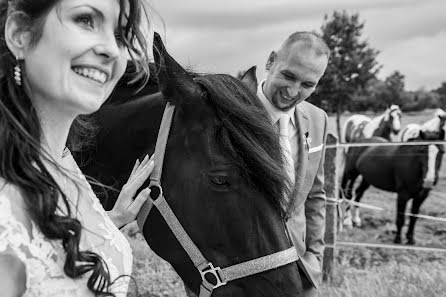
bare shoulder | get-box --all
[0,178,28,296]
[0,177,26,207]
[0,178,32,231]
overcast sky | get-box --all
[148,0,446,91]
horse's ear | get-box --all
[436,108,446,120]
[152,32,202,104]
[239,66,258,94]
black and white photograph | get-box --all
[0,0,445,296]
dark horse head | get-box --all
[78,34,301,296]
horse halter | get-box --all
[137,103,300,297]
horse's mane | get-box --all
[364,105,400,137]
[195,74,291,215]
[362,114,384,137]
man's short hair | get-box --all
[280,31,330,61]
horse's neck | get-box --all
[363,115,384,138]
[106,65,160,106]
[82,93,166,205]
[421,117,440,133]
[372,117,392,140]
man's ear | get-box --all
[4,12,31,59]
[265,51,276,71]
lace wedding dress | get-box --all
[0,151,133,296]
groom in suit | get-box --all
[256,31,330,296]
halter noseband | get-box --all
[137,102,300,297]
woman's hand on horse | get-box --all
[107,154,154,229]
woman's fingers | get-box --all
[127,187,151,218]
[128,154,153,184]
[111,187,151,228]
[130,159,154,188]
[129,157,153,185]
[130,159,141,177]
[121,159,154,201]
[112,154,156,227]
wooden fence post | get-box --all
[322,133,338,282]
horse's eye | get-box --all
[209,175,230,187]
[204,167,237,191]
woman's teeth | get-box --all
[73,67,107,84]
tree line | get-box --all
[310,11,446,136]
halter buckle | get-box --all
[198,262,227,291]
[148,181,163,201]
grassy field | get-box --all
[125,109,446,297]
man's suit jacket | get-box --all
[287,100,328,289]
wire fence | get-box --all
[326,140,446,149]
[327,197,446,223]
[322,135,446,280]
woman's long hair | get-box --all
[0,0,150,295]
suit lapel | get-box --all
[294,105,309,196]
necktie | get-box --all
[279,114,295,187]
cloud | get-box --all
[378,30,446,90]
[149,0,446,90]
[360,1,446,47]
[153,20,323,76]
[151,0,425,31]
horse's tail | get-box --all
[338,118,350,186]
[339,115,366,185]
[340,117,349,144]
[337,145,347,188]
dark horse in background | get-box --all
[75,35,304,296]
[340,105,402,227]
[341,110,445,244]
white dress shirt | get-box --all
[257,80,299,164]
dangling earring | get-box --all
[14,57,22,86]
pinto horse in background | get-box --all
[76,34,304,296]
[399,108,446,142]
[349,134,444,244]
[341,105,402,143]
[340,105,402,226]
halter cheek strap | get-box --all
[137,103,175,226]
[136,102,300,297]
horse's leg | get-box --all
[340,164,351,224]
[406,189,430,245]
[340,172,349,200]
[339,173,352,230]
[342,171,360,228]
[340,170,352,226]
[352,178,370,227]
[340,156,355,201]
[395,191,410,244]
